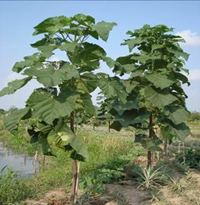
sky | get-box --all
[0,1,200,111]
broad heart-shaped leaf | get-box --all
[167,48,189,61]
[33,16,71,35]
[145,73,174,90]
[98,74,127,104]
[75,93,94,116]
[131,53,162,64]
[102,56,115,68]
[3,108,31,134]
[173,72,190,85]
[49,118,89,160]
[90,21,117,41]
[112,99,139,116]
[110,121,123,131]
[27,88,78,124]
[164,106,189,125]
[145,87,178,109]
[135,134,163,152]
[111,109,150,128]
[12,53,46,73]
[123,37,147,52]
[123,80,139,93]
[28,122,54,156]
[59,42,79,53]
[0,77,32,97]
[72,13,95,23]
[31,38,58,57]
[161,123,191,141]
[151,44,165,52]
[24,62,79,87]
[113,55,137,75]
[73,43,106,69]
[75,72,98,93]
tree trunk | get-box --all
[147,111,153,169]
[164,139,168,157]
[70,112,80,205]
[147,151,152,169]
[108,121,111,132]
[71,159,80,204]
[43,155,46,166]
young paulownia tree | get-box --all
[110,24,191,168]
[0,14,117,204]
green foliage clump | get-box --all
[176,148,200,169]
[187,111,200,122]
[0,167,35,204]
[136,167,168,190]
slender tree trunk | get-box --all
[108,121,110,132]
[164,139,168,157]
[147,151,152,169]
[43,155,46,166]
[33,151,38,175]
[182,142,185,163]
[147,111,153,169]
[24,154,27,165]
[70,112,79,204]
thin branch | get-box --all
[67,34,74,42]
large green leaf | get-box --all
[173,72,190,85]
[33,16,71,35]
[98,74,127,103]
[102,56,116,68]
[167,48,189,61]
[72,13,95,25]
[31,38,58,57]
[12,53,46,73]
[112,100,139,116]
[135,134,163,152]
[76,72,98,93]
[0,77,32,97]
[164,106,189,125]
[3,108,31,134]
[73,43,106,68]
[114,55,137,75]
[91,21,117,41]
[145,73,174,90]
[123,37,147,52]
[123,80,139,93]
[49,119,89,160]
[161,123,191,141]
[151,44,165,52]
[112,110,150,128]
[27,88,78,124]
[24,62,79,87]
[28,122,53,155]
[131,54,162,64]
[145,87,178,109]
[75,93,94,116]
[59,42,79,53]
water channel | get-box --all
[0,141,39,177]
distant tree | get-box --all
[0,109,5,115]
[8,105,18,113]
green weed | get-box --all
[0,166,35,204]
[136,167,167,190]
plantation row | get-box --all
[0,13,192,204]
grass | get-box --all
[0,166,36,204]
[0,126,144,203]
[0,126,35,155]
[1,120,200,204]
[186,121,200,127]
